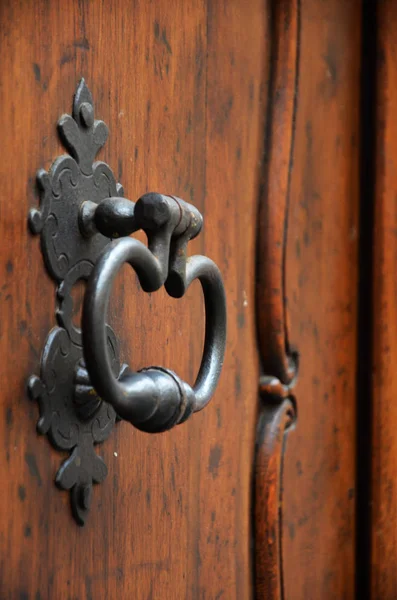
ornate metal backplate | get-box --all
[28,80,123,525]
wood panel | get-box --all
[255,1,360,597]
[255,398,296,599]
[0,1,268,598]
[371,2,397,597]
[282,1,360,598]
[254,1,299,597]
[256,0,300,386]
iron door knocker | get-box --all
[28,80,226,525]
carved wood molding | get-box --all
[254,399,296,599]
[254,0,301,598]
[256,0,300,385]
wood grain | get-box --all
[255,2,361,597]
[256,0,300,385]
[371,2,397,597]
[282,1,361,597]
[254,1,300,597]
[254,398,296,599]
[0,1,268,598]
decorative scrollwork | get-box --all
[28,80,124,525]
[28,80,122,282]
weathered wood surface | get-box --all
[254,1,299,597]
[255,1,361,598]
[283,1,360,597]
[0,1,267,597]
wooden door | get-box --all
[0,1,267,598]
[0,1,362,599]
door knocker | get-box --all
[27,80,226,525]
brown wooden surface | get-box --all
[371,2,397,598]
[256,0,299,386]
[254,2,299,597]
[254,398,296,599]
[281,1,360,597]
[254,1,361,598]
[0,1,268,597]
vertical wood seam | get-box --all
[254,1,301,598]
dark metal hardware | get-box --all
[27,80,226,524]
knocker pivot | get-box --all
[27,80,226,525]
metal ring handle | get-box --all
[82,236,226,433]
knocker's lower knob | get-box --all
[74,363,195,432]
[116,367,196,433]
